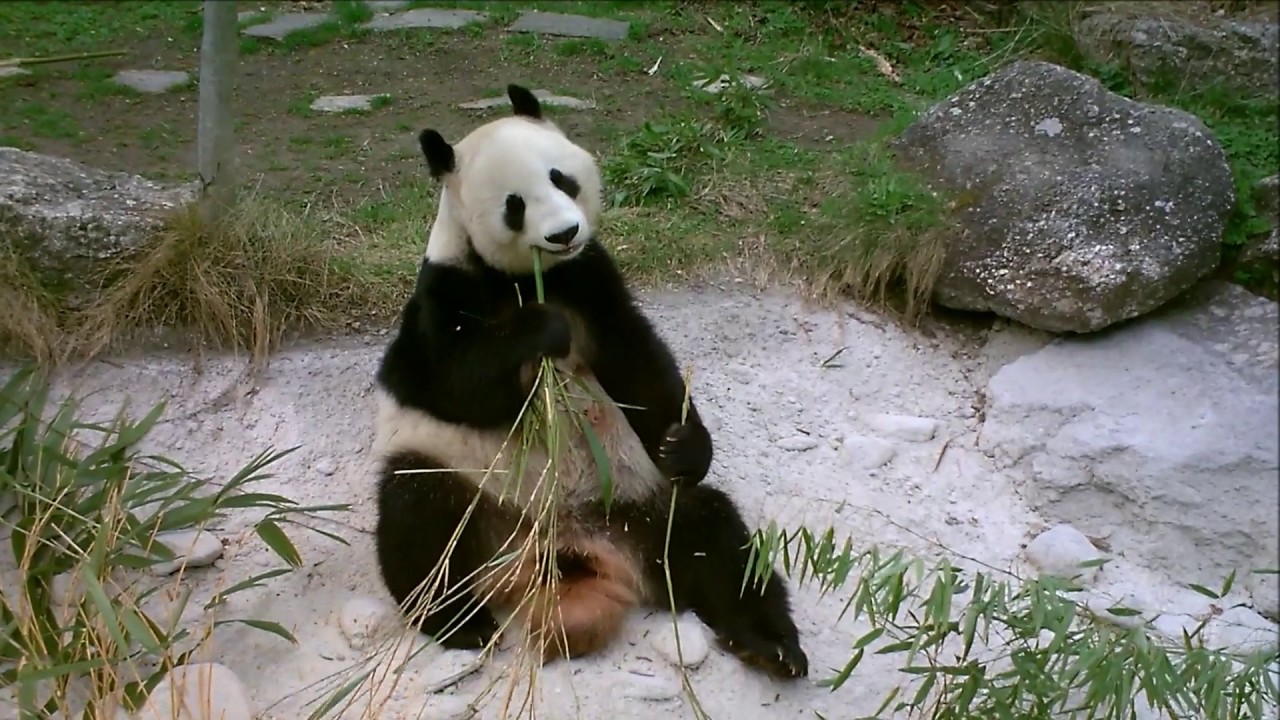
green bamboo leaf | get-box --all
[256,519,303,568]
[577,417,614,515]
[307,668,376,720]
[78,567,129,652]
[205,567,295,609]
[213,617,298,644]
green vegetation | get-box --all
[0,366,349,716]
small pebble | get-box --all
[839,434,895,469]
[150,530,223,576]
[134,662,255,720]
[776,435,819,452]
[315,457,337,476]
[866,413,938,442]
[1024,524,1105,585]
[648,615,710,668]
[339,596,400,651]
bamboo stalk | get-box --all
[0,50,128,68]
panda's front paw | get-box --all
[657,421,712,486]
[520,304,571,360]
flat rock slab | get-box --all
[365,0,412,11]
[0,67,31,79]
[458,88,594,111]
[508,11,630,40]
[113,69,189,94]
[242,12,329,40]
[311,94,387,113]
[364,8,488,31]
[981,280,1279,595]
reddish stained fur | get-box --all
[477,532,644,663]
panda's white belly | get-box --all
[372,372,665,510]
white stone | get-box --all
[338,596,399,651]
[1247,569,1279,622]
[150,530,223,576]
[692,74,768,94]
[311,94,386,113]
[0,66,31,79]
[134,662,255,720]
[1152,612,1201,641]
[1024,524,1105,584]
[866,413,938,442]
[113,70,189,94]
[776,435,819,452]
[1080,589,1148,629]
[839,434,896,469]
[314,457,337,476]
[1204,605,1279,655]
[648,615,709,668]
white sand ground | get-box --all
[3,283,1266,719]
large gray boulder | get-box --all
[979,280,1278,618]
[1073,4,1279,100]
[0,147,196,278]
[891,60,1236,334]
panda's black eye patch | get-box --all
[549,168,580,199]
[504,193,526,232]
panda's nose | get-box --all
[545,224,579,246]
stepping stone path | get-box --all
[311,94,388,113]
[693,74,769,94]
[508,10,631,40]
[364,8,488,31]
[113,69,189,94]
[458,89,594,111]
[242,12,329,40]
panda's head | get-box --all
[418,84,604,275]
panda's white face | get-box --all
[422,111,604,276]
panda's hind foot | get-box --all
[720,630,809,680]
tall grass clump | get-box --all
[747,522,1280,719]
[770,141,952,320]
[70,193,404,366]
[0,365,350,718]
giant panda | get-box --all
[370,84,809,680]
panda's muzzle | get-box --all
[545,223,580,248]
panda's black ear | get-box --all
[418,129,455,179]
[507,84,542,120]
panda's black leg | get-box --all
[374,452,501,650]
[656,485,809,680]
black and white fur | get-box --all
[371,84,808,679]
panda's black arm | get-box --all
[553,243,713,483]
[378,264,554,429]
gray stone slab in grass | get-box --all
[364,8,488,31]
[113,70,190,94]
[508,11,630,40]
[458,89,594,111]
[0,67,31,79]
[365,0,412,11]
[242,13,329,40]
[311,94,389,113]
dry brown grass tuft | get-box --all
[73,196,385,365]
[1,192,416,369]
[0,245,63,366]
